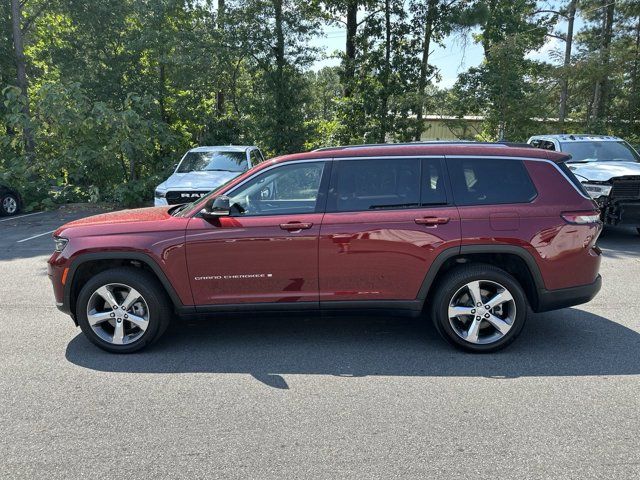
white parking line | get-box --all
[16,229,56,243]
[0,211,45,223]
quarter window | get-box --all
[227,162,326,216]
[447,158,537,205]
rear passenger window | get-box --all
[331,158,421,211]
[329,158,447,212]
[448,158,537,205]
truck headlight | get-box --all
[53,236,69,253]
[155,189,166,199]
[582,183,612,199]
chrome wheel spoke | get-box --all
[87,311,112,326]
[121,288,142,311]
[448,305,475,318]
[96,286,119,309]
[485,314,511,335]
[485,290,513,310]
[112,320,125,344]
[127,313,148,331]
[466,281,483,306]
[465,318,482,343]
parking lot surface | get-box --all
[1,207,639,479]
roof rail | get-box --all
[313,141,534,152]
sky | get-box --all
[309,3,586,89]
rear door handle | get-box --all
[279,222,314,231]
[415,216,450,226]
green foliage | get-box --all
[0,0,638,211]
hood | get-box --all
[158,170,242,191]
[54,206,175,236]
[567,161,640,182]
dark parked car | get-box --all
[0,184,21,216]
[48,143,602,353]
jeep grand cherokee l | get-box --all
[48,143,602,353]
[528,134,640,234]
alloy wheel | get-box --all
[447,280,516,345]
[2,195,17,215]
[86,283,150,345]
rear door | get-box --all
[318,157,461,305]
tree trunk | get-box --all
[590,0,615,125]
[414,0,439,141]
[159,63,169,124]
[628,17,640,134]
[273,0,286,151]
[10,0,35,157]
[216,0,226,115]
[378,0,391,143]
[558,0,576,130]
[344,0,358,97]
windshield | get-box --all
[561,140,640,163]
[177,151,248,173]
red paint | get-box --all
[319,206,461,301]
[48,144,601,314]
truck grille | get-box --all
[611,178,640,199]
[165,190,210,205]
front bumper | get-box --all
[535,274,602,312]
[154,197,168,206]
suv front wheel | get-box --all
[76,267,172,353]
[430,264,528,353]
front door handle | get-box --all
[415,216,450,226]
[280,222,314,231]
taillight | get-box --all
[561,210,601,224]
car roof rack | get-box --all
[313,141,534,152]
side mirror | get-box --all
[200,196,230,218]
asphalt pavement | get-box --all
[1,207,639,479]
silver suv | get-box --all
[154,145,264,206]
[528,134,640,233]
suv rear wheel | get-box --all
[76,267,172,353]
[430,264,528,353]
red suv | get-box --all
[48,143,603,353]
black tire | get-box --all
[0,193,20,216]
[76,267,172,353]
[430,263,528,353]
[636,227,640,236]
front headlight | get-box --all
[155,189,166,199]
[582,183,612,199]
[53,236,69,253]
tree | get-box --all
[449,0,553,140]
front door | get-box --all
[185,160,329,307]
[319,157,461,303]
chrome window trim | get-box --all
[225,154,591,202]
[224,158,331,197]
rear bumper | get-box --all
[535,274,602,312]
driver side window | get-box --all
[227,162,326,216]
